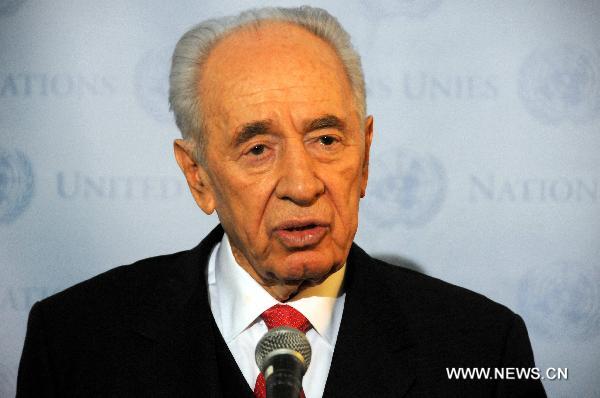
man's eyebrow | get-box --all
[233,120,272,147]
[304,115,346,133]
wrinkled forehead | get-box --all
[197,21,355,128]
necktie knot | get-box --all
[260,304,311,333]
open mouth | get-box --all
[274,221,328,248]
[285,223,318,232]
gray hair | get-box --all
[168,6,366,161]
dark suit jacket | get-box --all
[17,225,546,397]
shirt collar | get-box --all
[212,233,345,345]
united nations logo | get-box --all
[0,147,34,224]
[518,262,600,341]
[519,45,600,125]
[134,46,174,124]
[0,0,26,17]
[361,0,444,19]
[363,148,446,227]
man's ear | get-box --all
[173,139,216,214]
[360,115,374,198]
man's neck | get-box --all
[228,237,345,302]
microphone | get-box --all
[255,326,312,398]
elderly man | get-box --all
[17,6,545,398]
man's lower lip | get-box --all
[274,226,328,248]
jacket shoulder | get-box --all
[34,248,195,330]
[370,255,517,324]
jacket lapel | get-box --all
[323,244,417,398]
[125,225,225,397]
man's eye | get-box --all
[249,145,265,155]
[319,136,336,146]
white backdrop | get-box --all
[1,1,599,396]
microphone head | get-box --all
[255,326,312,374]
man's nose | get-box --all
[275,144,325,206]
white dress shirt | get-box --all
[207,233,346,398]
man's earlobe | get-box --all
[173,139,216,214]
[360,116,374,198]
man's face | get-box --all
[181,22,372,300]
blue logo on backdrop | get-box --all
[0,147,34,224]
[518,262,600,341]
[364,148,447,227]
[362,0,443,19]
[519,45,600,125]
[0,0,26,17]
[134,47,173,124]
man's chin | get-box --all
[274,251,338,281]
[258,253,342,301]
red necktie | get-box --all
[254,304,311,398]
